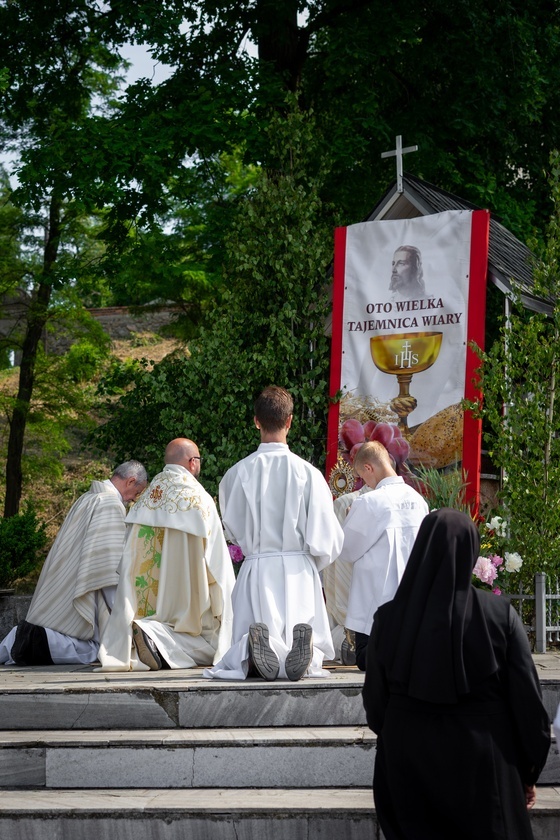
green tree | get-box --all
[3,0,560,521]
[93,103,333,494]
[472,151,560,588]
[96,148,260,338]
[106,0,560,238]
[0,0,129,515]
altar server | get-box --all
[338,441,428,670]
[204,386,343,682]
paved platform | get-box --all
[2,652,559,687]
[0,662,359,687]
[1,654,559,723]
[0,662,369,730]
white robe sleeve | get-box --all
[338,495,389,564]
[304,469,344,572]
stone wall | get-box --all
[87,306,180,340]
[0,594,32,640]
[0,297,180,359]
[45,305,180,355]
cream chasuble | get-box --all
[98,464,235,671]
[322,485,371,659]
[25,480,125,641]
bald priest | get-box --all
[98,438,235,671]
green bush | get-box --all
[65,339,110,383]
[0,503,48,588]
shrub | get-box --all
[65,339,110,382]
[0,503,48,588]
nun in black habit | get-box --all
[363,508,550,840]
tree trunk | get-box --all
[3,197,61,518]
[255,0,308,91]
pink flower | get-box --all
[492,587,502,596]
[489,554,504,568]
[473,556,498,585]
[228,544,244,564]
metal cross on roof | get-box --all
[381,135,419,194]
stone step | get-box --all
[2,727,559,789]
[2,660,560,730]
[0,787,559,840]
[0,665,366,730]
[0,726,374,789]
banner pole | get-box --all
[463,209,490,515]
[326,226,347,479]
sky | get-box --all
[0,44,172,185]
[119,43,173,86]
[2,34,259,183]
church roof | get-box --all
[364,173,553,315]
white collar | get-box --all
[375,476,404,490]
[103,478,123,503]
[164,463,190,475]
[257,442,289,451]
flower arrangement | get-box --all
[338,419,412,490]
[472,515,524,595]
[227,543,244,577]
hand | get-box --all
[525,784,537,810]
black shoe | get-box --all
[341,629,357,667]
[11,620,54,666]
[132,622,162,671]
[248,623,279,681]
[285,623,313,681]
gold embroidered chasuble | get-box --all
[98,465,235,671]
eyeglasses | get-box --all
[190,456,202,462]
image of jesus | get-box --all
[389,245,426,299]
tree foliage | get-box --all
[93,103,333,494]
[472,151,560,588]
[0,0,128,515]
[3,0,560,520]
[103,0,560,238]
[0,501,47,588]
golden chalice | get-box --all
[370,331,443,433]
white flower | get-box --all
[486,516,507,538]
[504,551,523,573]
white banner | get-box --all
[341,210,472,430]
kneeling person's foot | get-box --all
[248,623,279,681]
[341,629,357,667]
[285,623,313,681]
[11,620,54,666]
[132,622,162,671]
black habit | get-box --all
[362,508,550,840]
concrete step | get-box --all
[2,727,559,790]
[2,659,560,730]
[0,665,366,730]
[0,726,375,789]
[1,787,559,840]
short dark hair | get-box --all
[254,386,294,432]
